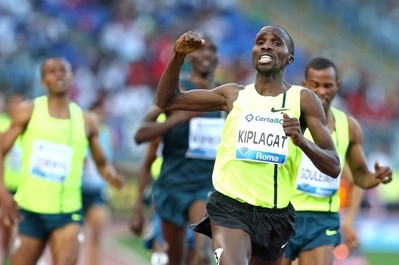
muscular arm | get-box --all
[134,105,164,144]
[296,89,340,177]
[155,32,235,112]
[84,112,124,189]
[340,164,363,250]
[134,105,203,144]
[129,138,160,235]
[346,116,392,189]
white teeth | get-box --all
[259,55,272,63]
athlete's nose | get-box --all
[261,40,273,52]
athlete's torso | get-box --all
[213,84,304,208]
[15,96,88,213]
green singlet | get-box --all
[14,96,88,213]
[213,84,303,209]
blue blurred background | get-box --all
[1,1,399,264]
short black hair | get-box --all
[304,57,338,79]
[40,57,72,77]
[260,25,295,56]
[277,26,295,56]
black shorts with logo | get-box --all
[190,191,296,261]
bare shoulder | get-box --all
[220,83,244,92]
[83,110,100,136]
[299,86,317,100]
[83,110,98,123]
[213,83,244,112]
[13,100,34,125]
[347,114,363,142]
[299,87,323,113]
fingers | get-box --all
[113,177,125,190]
[375,165,392,184]
[129,217,143,235]
[175,32,204,53]
[1,212,20,226]
[347,239,360,250]
[374,161,380,171]
[182,32,203,48]
[0,195,20,226]
[381,174,392,184]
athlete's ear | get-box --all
[287,55,294,64]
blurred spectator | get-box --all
[345,70,398,126]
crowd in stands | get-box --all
[309,0,399,58]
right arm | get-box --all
[129,138,160,235]
[134,105,202,144]
[340,164,363,250]
[84,112,124,190]
[155,31,234,113]
[0,101,33,225]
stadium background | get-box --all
[1,0,399,264]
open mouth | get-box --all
[258,55,273,64]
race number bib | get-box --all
[235,112,289,165]
[186,117,224,160]
[30,140,73,183]
[296,154,341,197]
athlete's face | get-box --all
[41,58,73,96]
[188,37,218,78]
[251,26,294,74]
[302,66,340,110]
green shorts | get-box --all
[284,211,341,260]
[153,185,213,227]
[19,208,83,240]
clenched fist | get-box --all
[174,31,205,54]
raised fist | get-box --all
[174,31,204,54]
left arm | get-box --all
[346,115,392,189]
[84,112,124,189]
[284,89,340,177]
[340,164,363,250]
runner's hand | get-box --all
[282,113,303,147]
[174,31,205,54]
[107,174,125,190]
[374,161,392,184]
[129,205,144,235]
[103,166,125,190]
[0,188,20,226]
[341,221,360,250]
